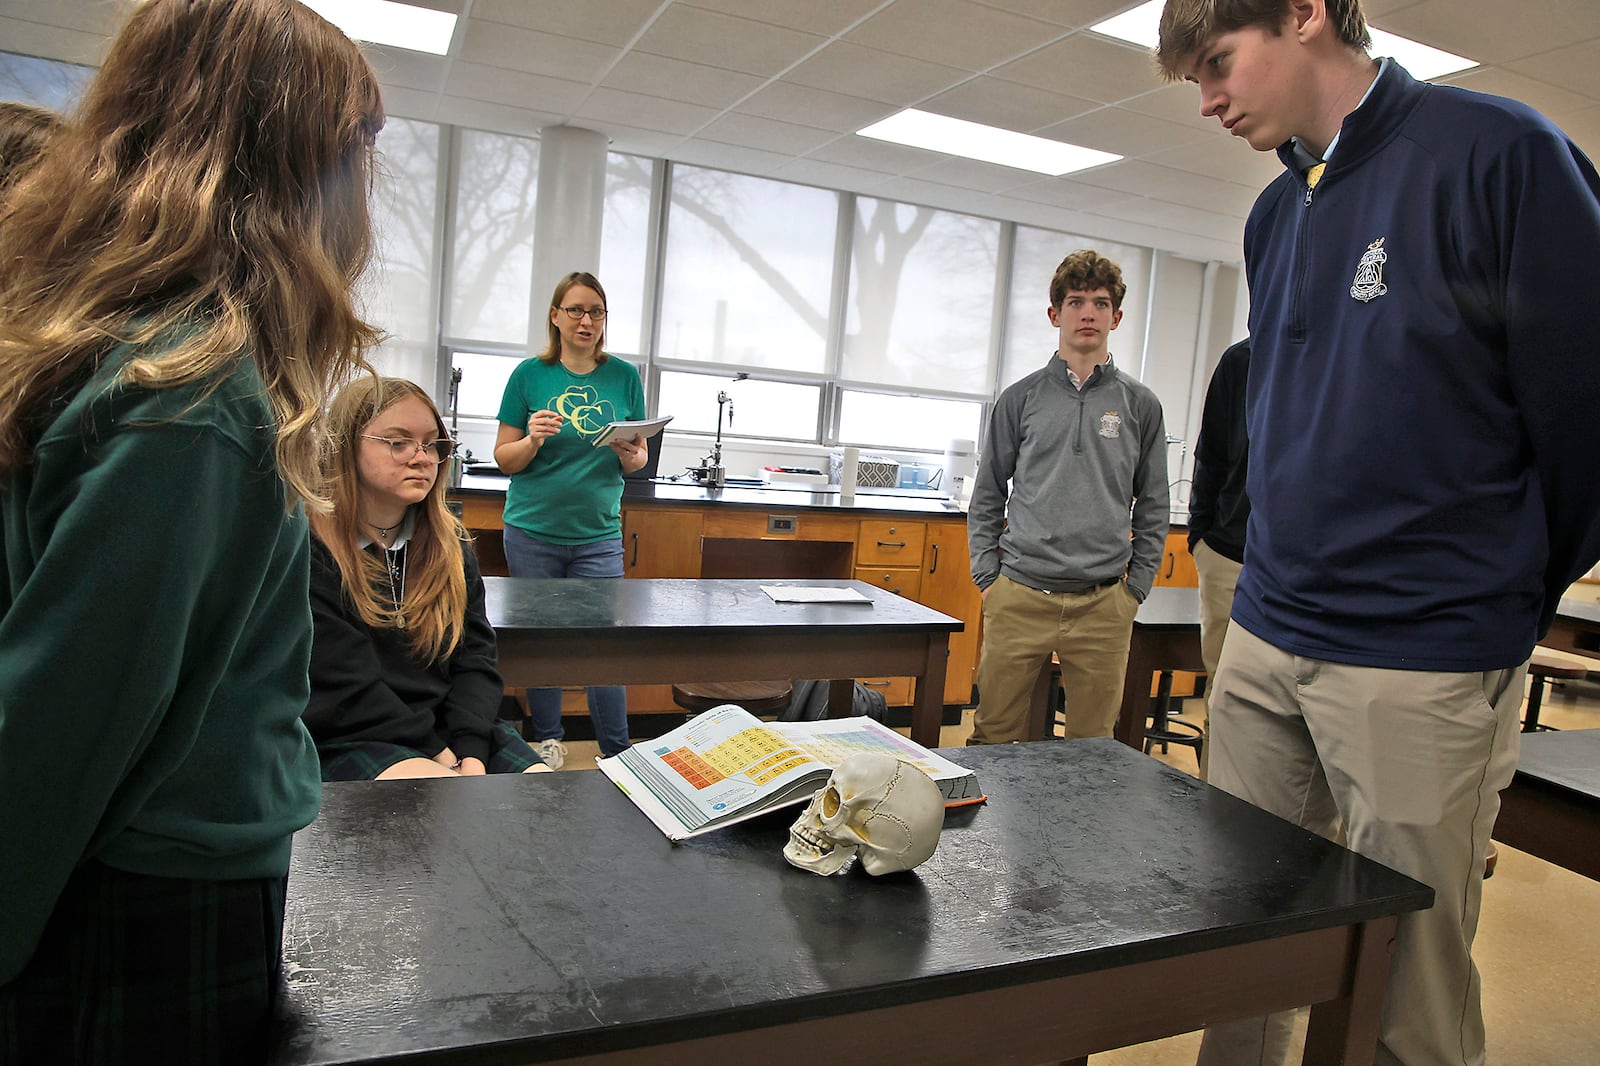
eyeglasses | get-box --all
[558,305,607,321]
[360,435,455,463]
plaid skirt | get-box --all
[318,719,543,781]
[0,862,287,1065]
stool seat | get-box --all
[1523,650,1591,732]
[672,680,793,716]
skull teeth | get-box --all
[790,825,835,854]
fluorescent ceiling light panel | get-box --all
[1089,1,1477,81]
[856,109,1121,176]
[1366,29,1477,81]
[300,0,457,55]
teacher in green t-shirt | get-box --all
[494,271,649,767]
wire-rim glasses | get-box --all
[360,435,456,463]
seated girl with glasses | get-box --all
[304,376,552,780]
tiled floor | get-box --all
[551,667,1600,1064]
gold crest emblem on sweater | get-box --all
[1350,237,1388,302]
[1098,411,1122,439]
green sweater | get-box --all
[0,344,322,983]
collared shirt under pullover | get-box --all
[969,355,1168,600]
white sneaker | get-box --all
[534,738,567,771]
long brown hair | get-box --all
[311,376,470,664]
[0,0,384,508]
[540,271,609,366]
[0,102,60,193]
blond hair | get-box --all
[0,0,384,509]
[311,377,471,664]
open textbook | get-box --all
[597,704,983,841]
[590,415,672,447]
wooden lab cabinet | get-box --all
[1150,527,1201,698]
[622,507,703,578]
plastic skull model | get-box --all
[783,752,944,876]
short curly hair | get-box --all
[1050,250,1127,312]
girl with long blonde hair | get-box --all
[305,376,550,780]
[0,0,382,1057]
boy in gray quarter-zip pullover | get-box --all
[967,250,1169,745]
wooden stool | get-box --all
[671,680,793,716]
[1523,650,1590,732]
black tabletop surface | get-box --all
[1133,586,1202,630]
[271,739,1430,1066]
[1557,596,1600,628]
[1515,728,1600,801]
[484,577,963,634]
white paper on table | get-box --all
[760,585,872,604]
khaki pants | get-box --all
[1196,625,1524,1066]
[969,574,1139,744]
[1192,539,1244,781]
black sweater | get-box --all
[304,535,503,764]
[1187,339,1250,564]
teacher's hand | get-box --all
[609,433,648,473]
[526,409,564,441]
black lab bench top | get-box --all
[270,739,1430,1066]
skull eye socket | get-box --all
[821,787,840,818]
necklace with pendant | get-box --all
[384,542,407,628]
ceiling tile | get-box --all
[1438,67,1598,120]
[0,14,108,66]
[576,86,722,136]
[971,0,1132,30]
[458,20,618,85]
[1066,160,1259,217]
[1038,105,1214,158]
[363,44,448,94]
[669,139,799,177]
[906,155,1068,193]
[679,0,884,36]
[807,132,946,174]
[997,176,1141,212]
[443,62,589,114]
[1119,83,1224,134]
[785,41,972,106]
[376,86,442,124]
[633,5,826,78]
[699,112,841,155]
[1095,198,1245,245]
[602,52,764,110]
[845,0,1065,72]
[772,156,894,195]
[1375,0,1600,66]
[992,33,1165,105]
[469,0,664,47]
[738,81,897,133]
[1504,39,1600,101]
[921,75,1097,132]
[433,96,554,138]
[1145,135,1284,188]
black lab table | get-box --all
[271,739,1430,1066]
[485,577,963,747]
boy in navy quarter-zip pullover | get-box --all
[966,249,1168,745]
[1158,2,1600,1064]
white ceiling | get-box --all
[5,0,1600,264]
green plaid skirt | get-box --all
[0,862,287,1065]
[317,719,543,781]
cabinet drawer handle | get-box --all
[929,543,938,574]
[877,540,907,549]
[863,680,891,688]
[630,532,639,568]
[1164,551,1174,579]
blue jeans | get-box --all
[501,525,631,756]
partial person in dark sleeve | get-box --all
[1185,337,1250,780]
[305,376,550,781]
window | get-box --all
[842,198,1001,395]
[362,117,441,385]
[0,51,90,108]
[837,390,983,453]
[657,165,839,373]
[447,128,539,344]
[657,370,820,443]
[600,153,655,357]
[1002,225,1152,390]
[449,350,524,422]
